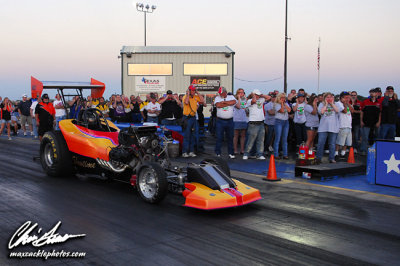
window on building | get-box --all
[183,63,228,75]
[128,64,173,76]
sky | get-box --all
[1,0,399,100]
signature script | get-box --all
[8,221,86,249]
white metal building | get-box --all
[120,46,235,103]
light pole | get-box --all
[135,3,156,46]
[283,0,290,94]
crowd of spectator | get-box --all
[65,91,187,126]
[210,85,400,163]
[1,85,399,164]
[0,90,199,140]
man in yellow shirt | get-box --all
[181,85,204,157]
[96,97,109,118]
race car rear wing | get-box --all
[31,76,105,99]
[31,76,106,114]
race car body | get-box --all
[183,180,261,210]
[59,119,119,161]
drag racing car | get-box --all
[33,77,261,210]
[39,107,261,210]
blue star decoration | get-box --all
[383,153,400,174]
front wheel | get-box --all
[137,162,168,203]
[40,131,73,177]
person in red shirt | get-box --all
[35,93,56,141]
[360,88,382,154]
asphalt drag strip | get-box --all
[0,136,399,265]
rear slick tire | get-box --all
[137,162,168,204]
[40,130,73,177]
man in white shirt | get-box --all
[53,94,66,130]
[243,89,271,160]
[144,93,161,124]
[336,91,353,157]
[264,93,276,153]
[214,87,237,158]
[30,96,40,138]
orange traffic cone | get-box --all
[347,147,355,164]
[263,155,281,182]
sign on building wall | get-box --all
[135,76,165,92]
[190,76,220,91]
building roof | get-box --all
[120,46,235,54]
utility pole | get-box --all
[317,37,321,94]
[283,0,290,94]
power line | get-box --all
[234,76,283,83]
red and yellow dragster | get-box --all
[33,77,261,210]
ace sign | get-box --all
[190,76,220,91]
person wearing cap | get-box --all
[292,92,307,146]
[264,92,276,154]
[360,88,382,154]
[233,88,248,155]
[379,86,399,140]
[144,93,161,124]
[35,93,56,141]
[272,93,292,159]
[159,90,182,126]
[243,89,271,160]
[335,91,354,158]
[214,86,237,158]
[289,88,307,104]
[18,94,33,136]
[181,85,204,158]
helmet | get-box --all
[81,109,99,128]
[41,93,49,100]
[87,112,97,125]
